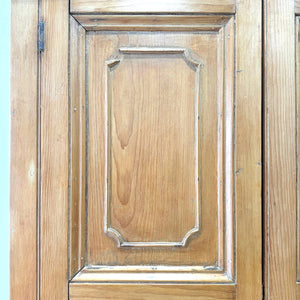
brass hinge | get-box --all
[38,21,45,52]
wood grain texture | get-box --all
[10,0,38,299]
[73,14,231,32]
[70,16,87,278]
[86,29,234,268]
[236,0,262,298]
[69,283,236,300]
[39,0,69,298]
[70,0,235,14]
[106,48,201,247]
[264,0,297,299]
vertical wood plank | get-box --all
[39,0,69,298]
[264,0,297,299]
[10,0,38,299]
[236,0,262,298]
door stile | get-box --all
[38,0,70,298]
[235,0,262,298]
[264,0,297,299]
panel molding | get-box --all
[72,14,232,32]
[71,15,235,281]
[71,266,233,283]
[69,16,87,277]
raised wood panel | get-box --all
[85,21,234,273]
[69,283,236,300]
[65,16,236,287]
[105,48,201,247]
[70,0,235,14]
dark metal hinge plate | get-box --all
[38,21,45,52]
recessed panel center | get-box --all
[105,48,201,247]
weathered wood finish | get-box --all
[10,0,38,299]
[71,0,235,14]
[69,283,236,300]
[264,0,297,299]
[39,0,69,298]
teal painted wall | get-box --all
[0,1,10,299]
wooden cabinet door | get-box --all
[10,0,261,299]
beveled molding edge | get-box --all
[104,47,202,248]
[105,226,200,248]
[71,14,233,32]
[70,265,234,284]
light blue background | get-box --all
[0,1,10,299]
